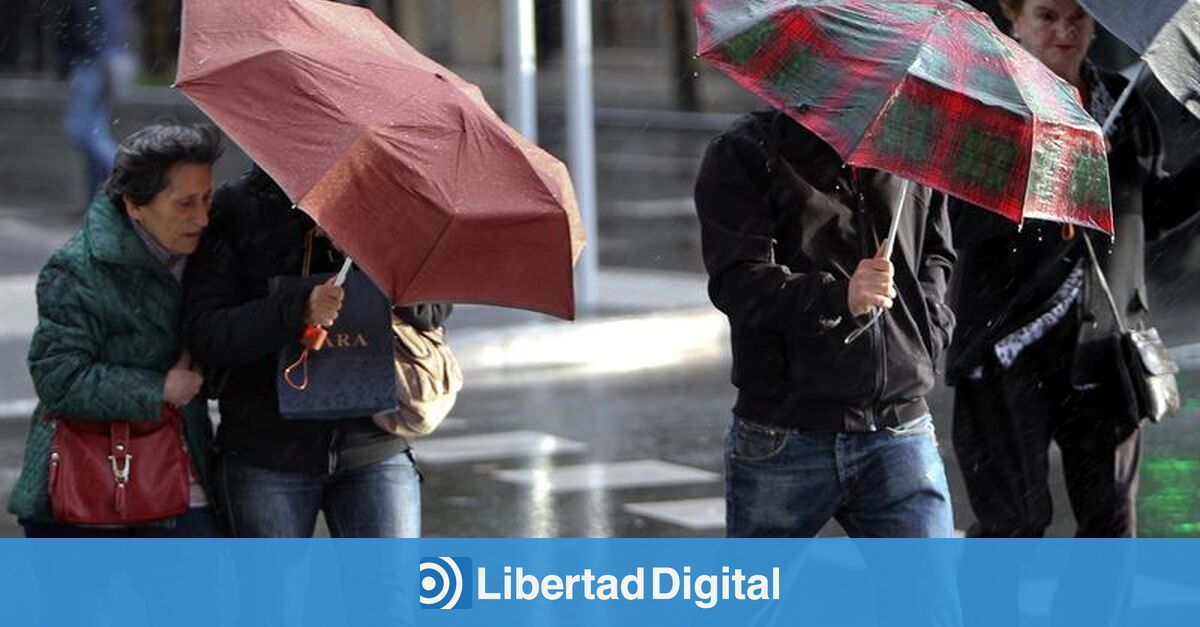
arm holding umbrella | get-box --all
[298,256,352,351]
[183,190,339,370]
[844,181,908,345]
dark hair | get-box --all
[245,163,290,205]
[103,123,224,208]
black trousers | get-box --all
[952,325,1142,537]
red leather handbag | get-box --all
[48,404,192,525]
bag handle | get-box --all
[1081,232,1128,334]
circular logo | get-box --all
[419,556,464,609]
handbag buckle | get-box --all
[108,453,132,484]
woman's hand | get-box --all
[305,278,345,327]
[163,350,204,407]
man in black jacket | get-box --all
[183,165,451,537]
[696,111,957,538]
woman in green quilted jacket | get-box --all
[7,123,224,536]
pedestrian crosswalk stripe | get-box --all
[493,460,719,493]
[0,398,37,420]
[624,497,725,530]
[414,430,586,464]
[436,417,469,431]
[0,274,37,341]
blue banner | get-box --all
[0,539,1198,626]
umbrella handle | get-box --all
[844,180,910,345]
[296,257,353,352]
[301,324,329,351]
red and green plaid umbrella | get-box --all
[695,0,1114,233]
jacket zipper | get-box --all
[853,170,885,431]
[869,315,887,432]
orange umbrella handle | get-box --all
[283,324,332,391]
[301,324,328,351]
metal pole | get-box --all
[502,0,538,141]
[564,0,599,310]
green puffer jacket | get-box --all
[6,193,213,523]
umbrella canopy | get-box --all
[1079,0,1200,118]
[175,0,585,319]
[695,0,1113,233]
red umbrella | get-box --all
[695,0,1113,233]
[175,0,585,319]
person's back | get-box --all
[695,110,956,538]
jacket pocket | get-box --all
[784,325,875,401]
[730,420,789,462]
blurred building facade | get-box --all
[2,3,690,82]
[0,0,1145,114]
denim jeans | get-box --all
[63,58,116,197]
[725,414,954,537]
[217,450,421,538]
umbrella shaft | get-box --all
[333,257,354,287]
[1102,63,1148,137]
[880,180,910,259]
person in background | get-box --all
[57,0,136,202]
[948,0,1200,539]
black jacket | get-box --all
[56,0,128,73]
[695,111,956,432]
[946,68,1200,386]
[183,169,451,474]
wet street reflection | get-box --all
[413,352,1200,539]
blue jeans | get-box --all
[63,58,116,197]
[217,450,421,538]
[725,414,954,537]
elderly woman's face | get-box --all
[125,162,213,254]
[1010,0,1094,82]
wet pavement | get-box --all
[5,352,1199,539]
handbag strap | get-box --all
[1081,231,1128,334]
